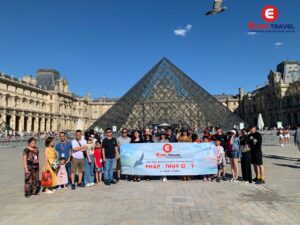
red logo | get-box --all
[163,144,172,153]
[261,6,279,23]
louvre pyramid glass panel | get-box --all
[90,58,245,130]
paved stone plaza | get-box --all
[0,142,300,225]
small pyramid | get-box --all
[90,58,245,130]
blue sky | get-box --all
[0,0,299,98]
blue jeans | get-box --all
[65,162,71,185]
[104,158,116,182]
[84,155,95,184]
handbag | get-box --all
[41,170,53,187]
[49,159,60,171]
[241,145,250,153]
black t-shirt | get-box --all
[102,137,117,159]
[131,139,143,143]
[248,132,262,151]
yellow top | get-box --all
[45,147,57,187]
[177,135,192,143]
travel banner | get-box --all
[120,143,218,176]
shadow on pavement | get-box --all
[264,154,299,162]
[273,163,300,169]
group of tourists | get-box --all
[277,127,291,147]
[23,124,300,198]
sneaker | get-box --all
[252,177,258,182]
[256,179,262,184]
[244,181,249,184]
[104,181,111,185]
[77,183,85,188]
[230,178,234,182]
[111,180,117,184]
[57,186,61,190]
[222,176,227,181]
[71,184,76,190]
[216,178,220,183]
[162,177,167,182]
[90,182,95,186]
[86,183,92,187]
[260,179,266,184]
[45,189,54,194]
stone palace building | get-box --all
[238,60,300,128]
[0,69,116,135]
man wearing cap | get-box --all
[116,128,131,181]
[248,126,265,184]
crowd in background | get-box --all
[22,124,300,198]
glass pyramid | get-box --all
[90,58,245,130]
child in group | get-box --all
[57,157,68,189]
[216,139,226,182]
[94,141,103,184]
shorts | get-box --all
[251,150,263,165]
[228,150,239,159]
[219,154,226,166]
[116,158,121,170]
[95,167,103,173]
[71,158,84,173]
[284,134,290,138]
[218,163,225,170]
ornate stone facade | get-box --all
[0,69,116,135]
[238,60,300,127]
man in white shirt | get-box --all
[71,130,87,190]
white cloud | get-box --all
[275,42,284,46]
[174,24,193,37]
[247,31,257,36]
[186,24,192,31]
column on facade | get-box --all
[52,117,57,132]
[46,117,50,132]
[40,115,45,132]
[10,111,16,131]
[72,119,76,131]
[66,118,71,130]
[26,113,32,132]
[34,114,39,132]
[0,109,6,124]
[19,112,25,132]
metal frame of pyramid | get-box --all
[90,58,245,131]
